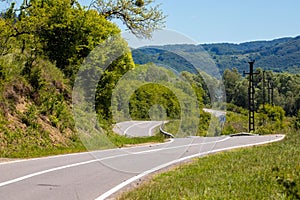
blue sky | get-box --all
[158,0,300,44]
[1,0,300,44]
[154,0,300,44]
[80,0,300,44]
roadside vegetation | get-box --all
[0,0,166,158]
[119,129,300,200]
[0,0,299,199]
[0,0,299,173]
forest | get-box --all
[133,36,300,74]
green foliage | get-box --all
[0,54,80,157]
[221,111,248,135]
[129,83,180,120]
[132,48,198,74]
[162,111,211,137]
[27,0,121,80]
[226,103,248,115]
[223,68,242,103]
[221,104,289,135]
[256,104,286,134]
[221,67,300,116]
[294,110,300,130]
[132,36,300,74]
[202,36,300,74]
[258,104,285,122]
[276,167,300,200]
[21,104,38,127]
[132,42,300,116]
[96,52,135,121]
[109,63,208,136]
[0,18,15,55]
[0,0,170,158]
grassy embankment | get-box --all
[119,129,300,199]
[0,55,165,158]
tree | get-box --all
[5,0,123,81]
[94,0,165,38]
[232,79,248,108]
[223,68,242,103]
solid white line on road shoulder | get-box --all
[95,134,285,200]
[148,121,163,136]
[124,121,150,136]
[0,137,225,187]
[0,132,174,166]
[0,154,127,188]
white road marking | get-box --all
[0,135,284,196]
[0,135,174,166]
[148,122,163,136]
[95,135,285,200]
[0,151,91,166]
[0,137,227,187]
[133,137,230,155]
[0,154,126,187]
[124,121,150,136]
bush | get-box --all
[258,104,285,122]
[256,104,286,134]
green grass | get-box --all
[119,130,300,200]
[162,120,180,135]
[0,123,165,158]
[0,130,165,158]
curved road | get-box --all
[0,133,284,200]
[113,121,164,137]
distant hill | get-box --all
[132,36,300,74]
[131,47,198,74]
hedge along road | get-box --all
[0,131,284,200]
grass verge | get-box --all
[0,131,165,158]
[119,130,300,200]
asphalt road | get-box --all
[113,121,164,137]
[203,108,226,117]
[0,134,284,200]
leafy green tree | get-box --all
[25,0,121,80]
[96,52,135,121]
[273,72,300,115]
[0,18,14,55]
[232,79,248,108]
[181,71,205,108]
[223,68,242,103]
[94,0,165,38]
[129,83,180,120]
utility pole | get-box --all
[244,61,259,133]
[267,78,274,105]
[262,71,266,109]
[271,85,274,106]
[268,79,271,104]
